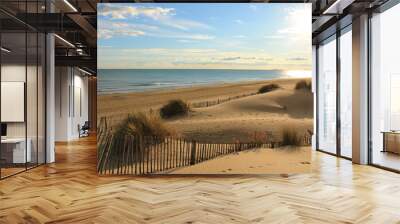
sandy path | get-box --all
[168,147,311,174]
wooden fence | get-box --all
[97,117,312,175]
[190,92,257,108]
[97,131,275,175]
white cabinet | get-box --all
[1,138,32,163]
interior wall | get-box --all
[55,66,89,141]
[1,62,45,168]
[88,76,97,132]
[1,64,29,138]
[55,66,70,141]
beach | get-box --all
[98,77,313,174]
[98,77,313,136]
[167,147,311,174]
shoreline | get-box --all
[97,76,308,96]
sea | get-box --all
[97,69,298,94]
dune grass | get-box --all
[160,99,190,119]
[114,111,171,138]
[294,80,312,91]
[281,128,302,147]
[258,83,280,94]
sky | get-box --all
[98,3,311,70]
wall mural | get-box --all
[97,3,313,175]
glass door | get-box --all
[317,35,337,154]
[339,27,352,158]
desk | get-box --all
[1,138,31,164]
[382,131,400,154]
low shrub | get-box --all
[160,99,190,119]
[258,84,280,94]
[294,80,312,91]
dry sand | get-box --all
[167,147,311,174]
[167,84,313,143]
[98,77,313,138]
[98,77,313,174]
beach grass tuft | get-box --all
[160,99,190,119]
[281,128,302,146]
[294,80,312,91]
[114,111,171,138]
[258,83,280,94]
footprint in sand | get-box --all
[300,161,311,164]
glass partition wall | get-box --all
[339,27,352,159]
[316,26,352,159]
[317,35,337,155]
[0,2,46,179]
[370,3,400,171]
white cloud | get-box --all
[98,29,145,39]
[162,18,212,31]
[180,34,214,40]
[280,6,311,35]
[99,4,212,31]
[178,39,195,43]
[233,35,246,39]
[98,19,214,40]
[98,47,311,70]
[99,5,175,20]
[249,5,258,11]
[287,57,308,61]
[264,35,285,39]
[264,6,310,43]
[235,19,244,24]
[98,20,160,39]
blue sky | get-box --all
[98,3,311,70]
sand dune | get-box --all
[166,85,313,143]
[98,78,311,127]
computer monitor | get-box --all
[1,123,7,137]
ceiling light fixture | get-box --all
[322,0,354,15]
[54,34,75,48]
[63,0,78,12]
[78,67,93,76]
[1,47,11,53]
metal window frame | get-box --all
[315,0,400,171]
[367,1,400,173]
[315,21,353,161]
[0,0,48,180]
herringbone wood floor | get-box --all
[1,136,400,224]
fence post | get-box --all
[190,141,197,165]
[104,117,108,130]
[139,135,144,174]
